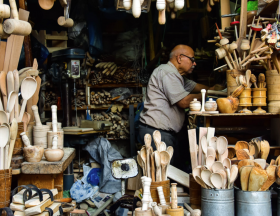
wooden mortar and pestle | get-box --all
[44,135,64,162]
[21,132,44,162]
[3,0,32,36]
[216,84,246,113]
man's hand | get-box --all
[177,93,202,109]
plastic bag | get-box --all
[70,180,99,203]
[109,88,131,101]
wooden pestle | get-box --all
[250,74,258,88]
[158,9,166,25]
[31,105,42,126]
[3,0,32,36]
[57,16,74,28]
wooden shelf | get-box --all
[64,130,109,135]
[192,113,279,117]
[87,83,145,88]
[44,104,138,111]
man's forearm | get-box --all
[177,93,202,109]
[191,83,211,93]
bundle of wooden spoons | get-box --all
[137,131,173,182]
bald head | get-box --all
[169,44,196,76]
[169,45,194,60]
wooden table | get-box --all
[18,148,75,199]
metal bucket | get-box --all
[275,187,280,216]
[201,188,234,216]
[236,189,271,216]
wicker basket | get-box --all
[0,168,12,208]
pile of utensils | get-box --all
[193,135,238,189]
[234,71,266,89]
[238,159,276,191]
[227,138,270,161]
[137,130,173,182]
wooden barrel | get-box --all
[0,168,12,208]
[189,174,201,210]
[150,180,170,204]
[266,70,280,101]
[226,69,245,96]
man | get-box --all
[138,45,214,162]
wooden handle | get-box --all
[59,0,67,7]
[0,4,10,19]
[31,105,42,126]
[0,147,4,169]
[224,56,233,70]
[146,148,150,178]
[150,151,155,181]
[4,144,9,169]
[156,165,162,182]
[132,0,141,18]
[233,50,239,68]
[161,165,166,182]
[158,9,166,25]
[57,16,74,28]
[14,95,19,120]
[171,183,178,209]
[51,105,57,132]
[227,52,237,69]
[9,0,18,20]
[3,19,32,36]
[7,139,15,168]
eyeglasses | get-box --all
[180,54,195,63]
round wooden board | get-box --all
[203,111,219,114]
[189,111,202,114]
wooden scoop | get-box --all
[248,167,268,191]
[7,118,17,169]
[219,148,228,162]
[167,146,174,158]
[210,173,223,189]
[194,176,208,189]
[144,134,152,178]
[0,125,9,169]
[153,130,161,151]
[235,141,249,151]
[18,77,37,121]
[216,169,227,189]
[259,165,276,191]
[160,151,170,181]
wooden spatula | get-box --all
[248,167,268,191]
[259,165,276,191]
[238,159,254,173]
[240,165,254,191]
[260,140,270,160]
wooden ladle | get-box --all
[18,77,37,121]
[160,151,170,181]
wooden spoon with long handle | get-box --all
[0,125,9,169]
[144,134,152,178]
[7,118,17,169]
[160,151,170,181]
[137,151,146,176]
[18,77,37,122]
[13,70,19,121]
[149,148,155,182]
[0,71,8,111]
[153,130,161,151]
[154,151,161,181]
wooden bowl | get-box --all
[23,146,44,162]
[38,0,55,10]
[44,148,64,162]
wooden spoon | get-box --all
[192,166,202,179]
[210,173,223,189]
[0,71,7,111]
[245,70,251,88]
[254,159,266,169]
[209,136,217,150]
[149,148,155,182]
[153,130,161,151]
[154,151,161,181]
[6,91,17,122]
[167,146,174,159]
[217,136,228,161]
[229,164,238,188]
[160,141,167,152]
[201,136,207,163]
[144,134,152,178]
[137,151,146,176]
[223,158,231,169]
[7,71,14,100]
[7,118,17,169]
[207,146,216,158]
[206,155,215,171]
[18,77,37,121]
[22,112,30,132]
[195,176,208,189]
[219,148,228,162]
[13,70,19,120]
[212,161,224,173]
[250,74,258,88]
[216,169,227,189]
[0,125,10,169]
[0,111,8,124]
[201,170,214,188]
[160,151,170,181]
